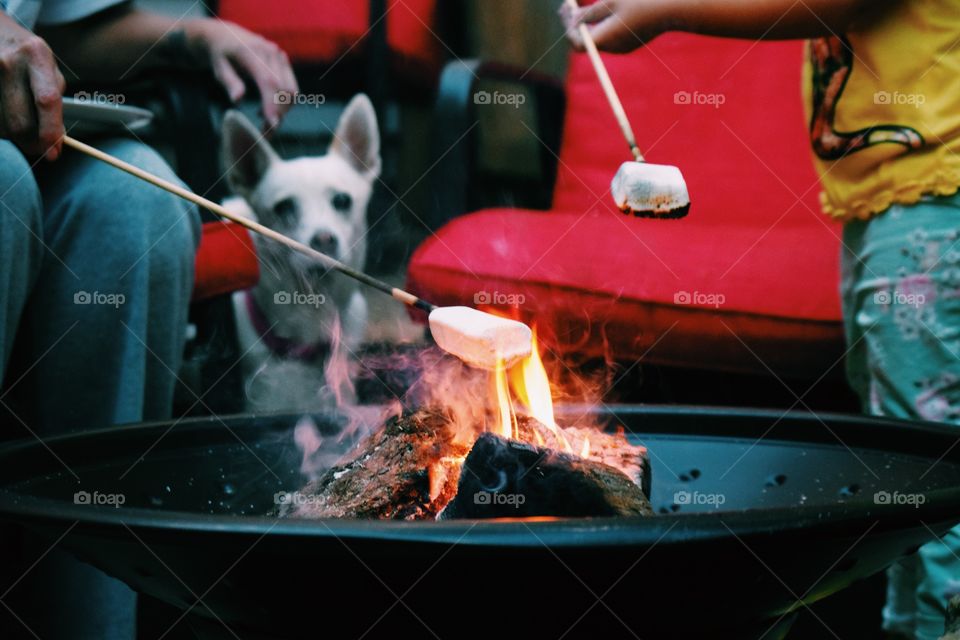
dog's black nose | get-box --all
[310,232,339,256]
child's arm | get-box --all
[561,0,891,53]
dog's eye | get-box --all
[272,198,297,222]
[331,192,353,213]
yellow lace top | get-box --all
[802,0,960,221]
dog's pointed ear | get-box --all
[222,110,279,195]
[331,94,381,180]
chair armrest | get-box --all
[192,221,260,302]
[428,59,566,230]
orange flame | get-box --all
[443,310,600,463]
[507,328,572,453]
[494,358,519,440]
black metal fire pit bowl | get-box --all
[1,405,959,640]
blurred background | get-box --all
[145,0,567,272]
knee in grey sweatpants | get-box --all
[1,138,200,640]
[12,137,200,430]
[0,140,43,377]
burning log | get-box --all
[439,432,653,519]
[277,409,651,521]
[514,419,651,498]
[277,409,470,520]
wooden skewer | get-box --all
[61,135,435,313]
[564,0,644,163]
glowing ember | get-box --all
[428,456,465,502]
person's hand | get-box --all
[560,0,668,53]
[0,13,65,161]
[183,19,298,129]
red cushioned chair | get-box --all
[192,221,259,303]
[217,0,448,97]
[409,36,847,385]
[215,0,458,124]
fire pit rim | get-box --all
[1,404,959,549]
[2,493,959,548]
[2,402,955,454]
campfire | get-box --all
[277,326,652,520]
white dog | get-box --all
[223,95,380,412]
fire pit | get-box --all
[1,405,959,639]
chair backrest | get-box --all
[552,35,830,232]
[218,0,442,75]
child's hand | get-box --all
[560,0,668,53]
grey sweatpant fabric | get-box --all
[0,137,199,639]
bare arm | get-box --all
[39,5,297,127]
[561,0,884,53]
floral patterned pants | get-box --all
[842,193,960,640]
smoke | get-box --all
[291,324,624,482]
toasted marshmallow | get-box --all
[428,306,532,369]
[612,161,690,218]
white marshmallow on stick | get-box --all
[428,307,532,369]
[61,136,534,371]
[612,161,690,218]
[565,0,690,218]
